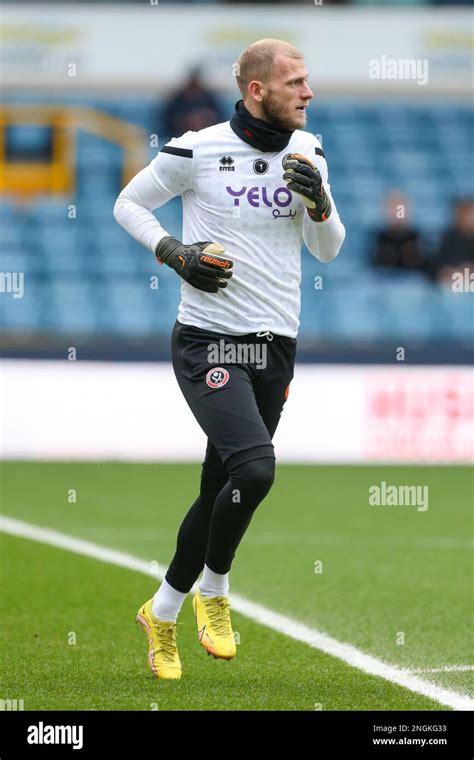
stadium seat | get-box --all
[1,99,472,348]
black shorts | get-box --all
[171,319,297,467]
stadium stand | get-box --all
[0,95,472,360]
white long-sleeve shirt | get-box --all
[114,121,345,338]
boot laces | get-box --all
[205,597,232,637]
[153,622,177,662]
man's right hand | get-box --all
[155,237,233,293]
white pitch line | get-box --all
[1,515,473,712]
[411,666,474,674]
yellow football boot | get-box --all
[192,591,237,660]
[135,598,182,680]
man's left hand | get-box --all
[282,153,332,222]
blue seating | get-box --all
[1,98,473,344]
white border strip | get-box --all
[2,360,473,463]
[411,666,474,674]
[1,515,472,711]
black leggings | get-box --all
[165,321,296,593]
[166,448,275,593]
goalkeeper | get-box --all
[114,38,345,681]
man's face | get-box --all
[456,201,474,234]
[259,55,313,131]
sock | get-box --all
[152,579,187,622]
[198,563,230,598]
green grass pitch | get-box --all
[1,462,472,710]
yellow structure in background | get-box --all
[0,105,146,197]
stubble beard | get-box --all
[260,91,304,132]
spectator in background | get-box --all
[372,191,431,278]
[432,198,474,286]
[159,65,226,139]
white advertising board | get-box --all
[0,6,471,93]
[1,360,472,463]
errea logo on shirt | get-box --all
[219,156,235,171]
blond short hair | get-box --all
[235,39,304,97]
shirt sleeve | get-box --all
[113,131,195,254]
[302,138,346,263]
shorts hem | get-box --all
[224,444,275,470]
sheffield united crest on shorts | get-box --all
[206,367,230,389]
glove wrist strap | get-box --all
[155,236,182,265]
[308,194,332,223]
